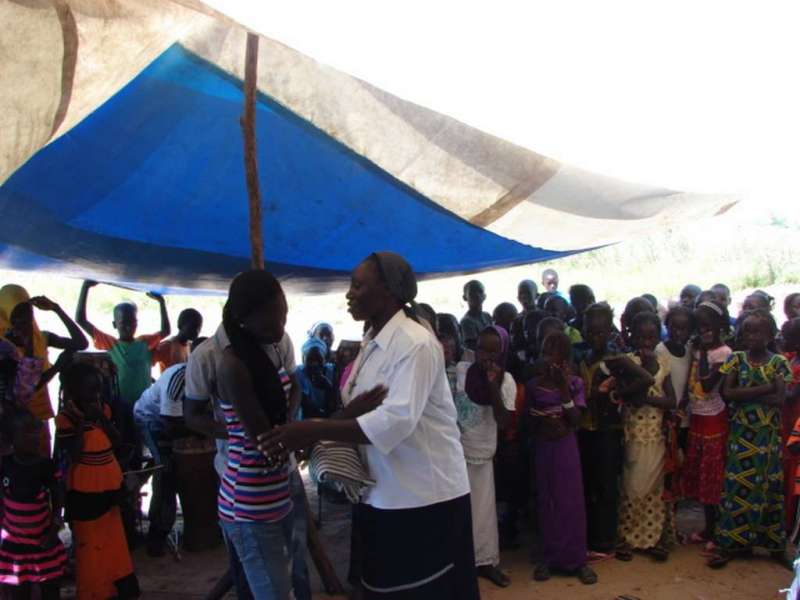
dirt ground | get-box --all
[118,476,793,600]
[128,537,793,600]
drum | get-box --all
[173,436,222,551]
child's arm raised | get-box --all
[147,292,172,339]
[75,280,99,337]
[30,296,88,352]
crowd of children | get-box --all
[440,272,800,587]
[0,271,798,598]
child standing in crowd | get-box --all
[683,300,732,543]
[568,284,596,334]
[492,303,518,335]
[656,306,694,496]
[620,297,656,351]
[739,290,774,319]
[577,303,625,554]
[544,296,582,344]
[75,280,170,445]
[75,280,171,541]
[152,308,202,373]
[308,322,335,361]
[295,337,338,420]
[527,331,596,585]
[616,312,675,562]
[517,280,538,315]
[455,326,514,588]
[0,411,67,600]
[56,363,139,598]
[461,280,492,351]
[680,285,702,309]
[541,269,566,302]
[710,309,791,568]
[0,285,88,455]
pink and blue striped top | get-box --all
[217,367,293,523]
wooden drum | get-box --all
[173,436,222,551]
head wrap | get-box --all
[0,284,48,361]
[302,337,328,364]
[369,252,417,305]
[308,321,333,339]
[465,325,509,406]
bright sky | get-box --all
[205,0,799,212]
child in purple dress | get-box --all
[527,331,597,585]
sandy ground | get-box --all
[106,473,793,600]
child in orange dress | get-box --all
[56,363,139,599]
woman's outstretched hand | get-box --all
[346,385,389,417]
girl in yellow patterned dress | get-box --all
[616,312,677,561]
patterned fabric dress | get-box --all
[716,352,792,552]
[682,345,732,505]
[617,353,673,550]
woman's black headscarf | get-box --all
[369,252,419,321]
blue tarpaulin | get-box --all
[0,45,574,293]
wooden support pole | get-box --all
[237,31,345,597]
[240,32,265,270]
[304,491,346,595]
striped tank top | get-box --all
[218,366,293,522]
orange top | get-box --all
[152,337,190,374]
[92,330,161,354]
[56,406,122,493]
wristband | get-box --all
[561,400,576,409]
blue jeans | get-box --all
[221,516,293,600]
[289,470,311,600]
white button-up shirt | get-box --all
[349,310,469,510]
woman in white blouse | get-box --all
[259,252,478,600]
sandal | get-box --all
[587,550,613,564]
[476,565,511,588]
[532,563,551,581]
[576,565,598,585]
[688,531,710,544]
[649,545,669,562]
[615,544,634,562]
[707,551,731,569]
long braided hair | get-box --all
[222,270,288,427]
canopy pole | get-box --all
[240,32,265,269]
[238,31,345,597]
